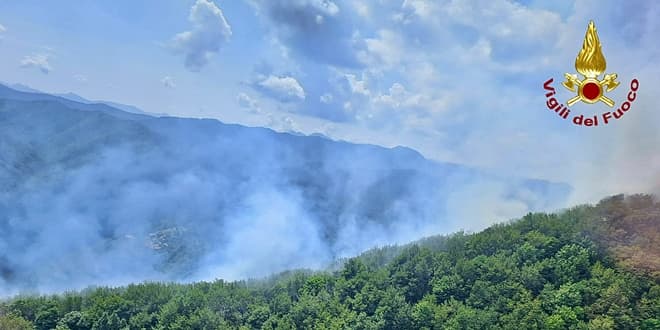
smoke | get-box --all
[561,0,660,205]
[0,99,569,296]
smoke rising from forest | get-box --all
[0,99,569,296]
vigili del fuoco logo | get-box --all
[543,20,639,127]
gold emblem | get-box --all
[562,20,619,107]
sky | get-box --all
[0,0,658,204]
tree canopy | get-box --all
[1,194,658,329]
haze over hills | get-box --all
[1,194,657,329]
[0,84,570,296]
[0,82,157,116]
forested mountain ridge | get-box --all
[0,84,571,293]
[1,194,658,329]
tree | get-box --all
[374,288,412,330]
[0,314,35,330]
[437,299,497,330]
[91,312,126,330]
[168,308,226,330]
[431,274,465,303]
[246,304,270,329]
[34,305,59,330]
[388,246,435,303]
[7,298,43,322]
[545,306,586,330]
[128,311,155,330]
[2,194,658,330]
[56,311,86,330]
[588,316,615,330]
[552,244,592,284]
[500,297,548,330]
[411,295,438,330]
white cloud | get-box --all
[250,0,340,21]
[161,76,176,88]
[352,1,370,17]
[0,24,6,33]
[361,29,406,68]
[237,92,261,113]
[256,75,306,102]
[345,78,449,129]
[344,73,370,96]
[171,0,232,71]
[464,38,493,63]
[401,0,435,20]
[374,83,415,108]
[20,54,52,74]
[404,0,561,41]
[248,0,360,67]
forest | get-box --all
[1,194,658,329]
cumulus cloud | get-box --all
[360,29,407,69]
[171,0,232,71]
[249,0,361,67]
[255,75,306,102]
[335,71,449,129]
[373,83,420,108]
[20,54,52,74]
[344,73,370,96]
[237,92,260,113]
[395,0,562,63]
[0,23,5,34]
[161,76,176,88]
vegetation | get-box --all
[1,194,658,329]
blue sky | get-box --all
[1,0,658,202]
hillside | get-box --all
[0,84,571,295]
[1,194,658,329]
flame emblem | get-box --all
[575,21,606,78]
[562,20,619,107]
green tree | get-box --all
[92,312,126,330]
[168,308,226,330]
[587,316,615,330]
[431,274,465,303]
[552,244,592,284]
[246,304,270,329]
[411,295,438,330]
[374,288,412,330]
[545,306,586,330]
[56,311,86,330]
[0,314,35,330]
[388,246,435,303]
[500,297,547,330]
[34,305,59,330]
[437,299,497,330]
[128,311,156,330]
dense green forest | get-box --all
[1,194,659,329]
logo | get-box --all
[543,20,639,127]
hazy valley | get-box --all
[0,84,571,296]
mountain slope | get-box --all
[1,194,657,329]
[0,82,155,116]
[0,84,571,295]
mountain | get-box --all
[0,82,156,116]
[54,91,161,116]
[0,194,657,329]
[0,84,571,295]
[4,83,43,94]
